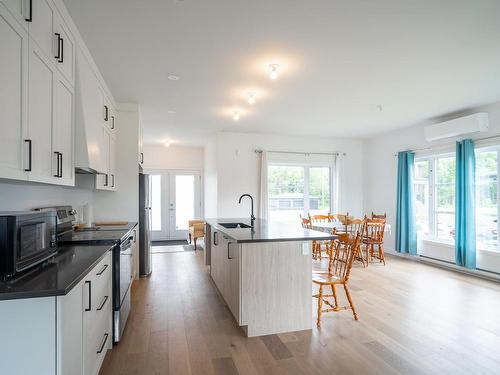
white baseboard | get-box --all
[385,248,500,283]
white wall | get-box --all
[204,136,218,217]
[92,104,140,222]
[212,131,364,218]
[363,101,500,274]
[143,144,204,170]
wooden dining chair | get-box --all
[308,214,332,259]
[301,215,322,260]
[371,212,387,220]
[362,217,386,265]
[313,233,361,326]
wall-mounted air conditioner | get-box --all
[424,113,489,142]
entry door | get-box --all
[149,170,201,241]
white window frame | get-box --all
[414,152,456,244]
[475,145,500,252]
[267,162,336,217]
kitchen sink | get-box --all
[219,222,252,229]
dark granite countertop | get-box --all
[0,244,113,301]
[205,218,337,243]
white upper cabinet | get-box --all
[1,0,26,26]
[53,13,75,85]
[0,4,28,181]
[28,0,55,61]
[27,40,55,184]
[53,71,74,185]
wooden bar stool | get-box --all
[313,233,361,326]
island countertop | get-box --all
[205,218,336,243]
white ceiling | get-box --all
[63,0,500,145]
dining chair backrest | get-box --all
[371,212,387,220]
[364,217,386,242]
[309,214,331,223]
[346,218,364,235]
[330,233,361,282]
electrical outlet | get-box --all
[302,242,310,255]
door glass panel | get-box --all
[268,166,305,223]
[476,150,498,251]
[414,160,430,238]
[435,157,456,241]
[309,167,330,215]
[175,175,195,230]
[150,175,162,231]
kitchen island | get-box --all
[205,218,336,337]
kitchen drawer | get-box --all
[85,309,111,375]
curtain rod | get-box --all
[394,133,500,156]
[254,149,345,156]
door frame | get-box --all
[144,168,203,241]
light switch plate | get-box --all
[302,242,310,255]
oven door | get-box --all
[118,237,133,307]
[16,216,57,272]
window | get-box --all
[413,154,456,243]
[476,148,499,251]
[268,164,333,223]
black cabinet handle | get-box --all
[104,174,108,187]
[25,0,32,22]
[227,242,233,259]
[53,151,60,177]
[96,264,108,276]
[85,280,92,311]
[58,37,64,63]
[54,33,61,60]
[111,174,115,188]
[24,139,32,172]
[96,333,109,354]
[111,116,115,129]
[59,153,63,177]
[97,295,108,311]
[104,105,109,121]
[140,152,144,164]
[213,231,218,246]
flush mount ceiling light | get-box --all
[167,75,180,81]
[167,110,176,114]
[232,110,241,121]
[164,141,171,148]
[246,92,256,105]
[268,64,279,80]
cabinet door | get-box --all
[54,15,75,85]
[27,40,54,184]
[57,278,84,375]
[53,72,74,185]
[28,0,54,61]
[109,135,116,190]
[95,127,110,190]
[228,242,240,323]
[0,4,28,181]
[1,0,25,26]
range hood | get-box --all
[74,46,107,175]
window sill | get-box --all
[478,248,500,256]
[420,238,455,248]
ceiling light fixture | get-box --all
[164,141,171,148]
[268,64,279,80]
[167,110,176,114]
[167,75,180,81]
[232,110,240,121]
[247,92,256,105]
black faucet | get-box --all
[238,194,255,227]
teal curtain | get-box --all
[396,151,417,255]
[455,139,476,269]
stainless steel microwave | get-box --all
[0,210,58,279]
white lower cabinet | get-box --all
[0,250,113,375]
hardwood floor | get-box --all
[100,251,500,375]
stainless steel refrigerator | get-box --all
[139,173,152,276]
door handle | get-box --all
[59,153,63,177]
[24,139,32,172]
[213,232,218,246]
[104,105,109,121]
[111,116,115,129]
[53,152,60,177]
[85,280,92,311]
[54,33,61,60]
[58,37,64,63]
[227,242,233,260]
[97,295,108,311]
[96,333,109,354]
[25,0,32,22]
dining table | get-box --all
[310,221,392,234]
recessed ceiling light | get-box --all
[246,92,256,105]
[167,110,176,114]
[268,64,279,80]
[168,75,180,81]
[232,110,240,121]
